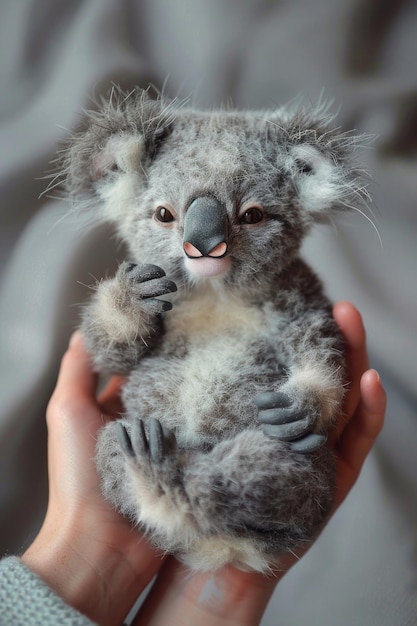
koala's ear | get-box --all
[290,142,350,218]
[269,105,370,220]
[89,133,145,183]
[61,88,174,197]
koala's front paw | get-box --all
[118,262,177,316]
[117,418,177,465]
[254,391,326,453]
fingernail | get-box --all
[69,330,83,348]
[369,369,381,383]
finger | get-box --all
[330,302,368,443]
[52,331,97,401]
[333,301,367,359]
[339,369,386,473]
[98,375,125,417]
[333,369,386,508]
[46,331,99,435]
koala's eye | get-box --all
[239,207,264,225]
[295,159,314,175]
[154,206,175,223]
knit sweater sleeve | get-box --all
[0,556,96,626]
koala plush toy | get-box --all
[61,88,367,572]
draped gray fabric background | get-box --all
[1,1,416,623]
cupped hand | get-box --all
[22,301,386,626]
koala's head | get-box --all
[61,88,368,294]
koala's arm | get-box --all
[258,260,346,437]
[81,262,177,374]
[281,308,346,428]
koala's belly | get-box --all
[123,328,286,447]
[122,292,288,446]
[123,333,250,446]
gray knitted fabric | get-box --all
[0,557,96,626]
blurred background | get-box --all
[1,1,416,624]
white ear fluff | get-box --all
[291,144,345,217]
[92,134,145,179]
[92,134,146,222]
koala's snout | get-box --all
[183,196,229,259]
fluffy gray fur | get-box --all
[59,88,369,572]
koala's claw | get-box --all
[125,263,166,282]
[261,414,311,441]
[121,262,177,314]
[254,391,292,411]
[290,433,327,454]
[117,418,176,464]
[117,422,135,458]
[125,263,177,297]
[254,391,297,424]
[255,391,321,450]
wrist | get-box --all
[21,507,160,626]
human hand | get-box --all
[22,301,385,626]
[22,331,166,626]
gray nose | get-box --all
[183,196,229,258]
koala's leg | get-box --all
[81,262,177,373]
[96,417,202,550]
[96,419,334,567]
[182,428,335,571]
[183,428,334,545]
